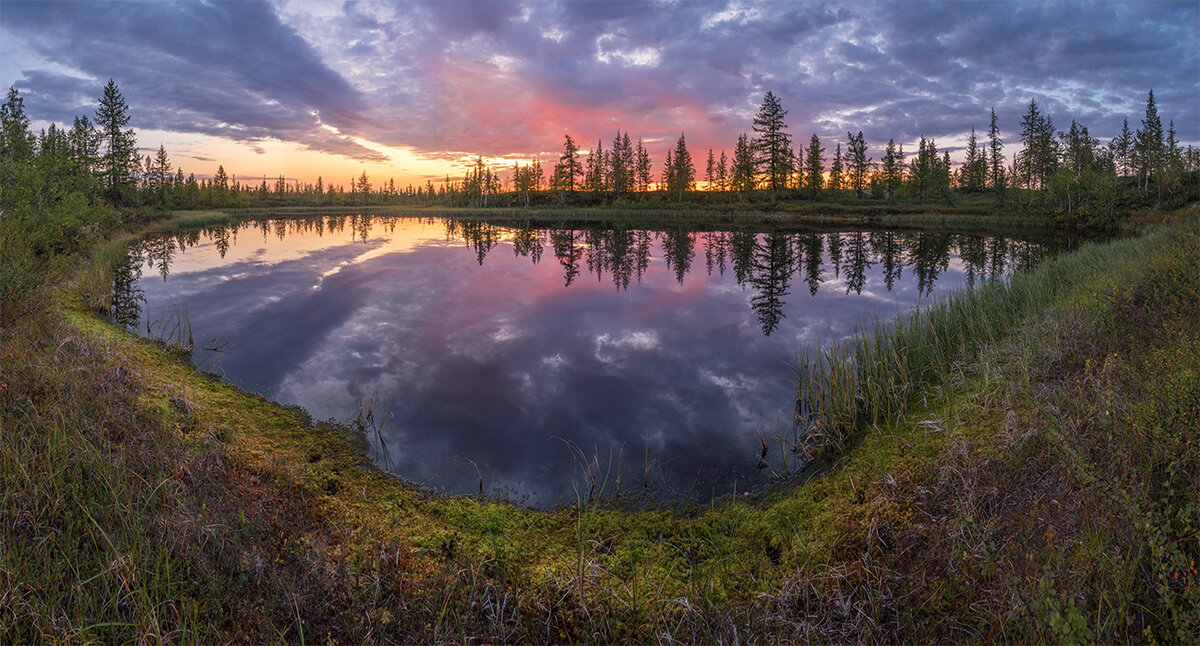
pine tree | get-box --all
[1134,89,1163,194]
[1112,117,1133,178]
[802,133,824,201]
[961,127,986,192]
[846,131,871,198]
[731,133,756,195]
[987,108,1006,205]
[881,138,900,204]
[585,138,606,192]
[0,86,35,160]
[634,138,652,192]
[705,148,716,190]
[829,142,844,194]
[95,79,138,206]
[666,133,695,202]
[151,143,172,205]
[553,134,582,194]
[1018,99,1056,192]
[717,150,728,192]
[752,91,792,191]
[608,131,634,199]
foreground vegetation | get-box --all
[2,80,1197,642]
[2,202,1196,642]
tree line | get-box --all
[2,81,1197,224]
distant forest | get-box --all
[2,81,1198,225]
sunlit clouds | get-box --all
[2,0,1196,185]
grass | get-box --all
[227,192,1068,234]
[1,204,1196,642]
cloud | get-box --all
[2,0,386,161]
[3,0,1196,169]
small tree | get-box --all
[752,91,792,191]
[95,79,139,206]
[802,133,824,201]
[665,132,695,202]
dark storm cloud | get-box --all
[4,0,1196,164]
[2,0,386,161]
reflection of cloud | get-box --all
[134,217,1065,506]
[593,330,661,364]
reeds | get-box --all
[796,232,1146,459]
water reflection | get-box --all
[120,214,1070,507]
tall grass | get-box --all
[797,223,1156,458]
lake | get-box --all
[117,214,1071,507]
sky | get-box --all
[2,0,1197,187]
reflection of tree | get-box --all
[703,231,731,276]
[606,229,637,291]
[550,228,582,286]
[454,220,501,265]
[633,231,651,285]
[988,235,1009,279]
[826,232,843,278]
[511,225,543,264]
[141,235,178,282]
[912,231,952,295]
[211,225,231,258]
[352,214,373,241]
[870,231,902,292]
[749,233,795,335]
[800,233,823,296]
[844,231,871,294]
[959,234,988,286]
[584,229,607,282]
[661,229,695,285]
[110,251,144,330]
[730,231,757,286]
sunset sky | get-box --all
[2,0,1197,188]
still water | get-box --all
[120,215,1068,507]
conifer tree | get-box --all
[705,148,716,190]
[585,139,606,192]
[553,134,582,194]
[731,133,756,195]
[988,107,1006,204]
[95,79,138,206]
[752,91,792,191]
[0,86,34,160]
[1134,89,1163,194]
[829,142,844,194]
[881,138,901,204]
[845,131,871,198]
[802,133,824,201]
[635,138,652,192]
[1112,117,1133,177]
[665,132,695,202]
[961,127,986,192]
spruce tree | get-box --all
[95,79,138,206]
[0,86,34,160]
[802,133,824,201]
[1134,89,1163,194]
[829,142,844,194]
[752,91,792,191]
[731,133,756,195]
[845,131,871,198]
[988,107,1005,204]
